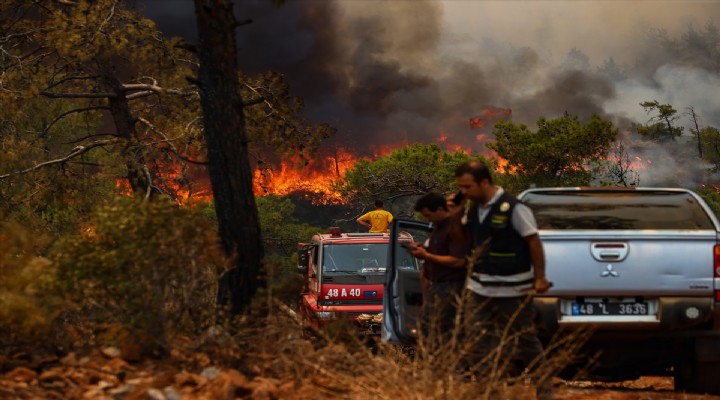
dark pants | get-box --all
[466,292,547,382]
[420,280,466,340]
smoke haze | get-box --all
[140,0,720,186]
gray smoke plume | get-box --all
[139,0,720,187]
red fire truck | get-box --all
[297,227,418,335]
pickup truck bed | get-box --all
[519,187,720,394]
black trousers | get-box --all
[466,292,547,380]
[419,280,466,339]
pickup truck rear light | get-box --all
[714,245,720,302]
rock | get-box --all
[248,377,279,400]
[60,352,78,366]
[147,388,166,400]
[120,344,142,362]
[5,367,37,382]
[175,371,207,387]
[163,386,182,400]
[102,347,122,359]
[200,367,220,380]
[205,369,251,400]
[38,369,64,383]
[108,384,135,398]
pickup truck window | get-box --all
[522,191,715,230]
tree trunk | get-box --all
[194,0,264,315]
[104,73,153,197]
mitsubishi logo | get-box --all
[601,264,619,277]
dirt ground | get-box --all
[2,349,720,400]
[4,368,720,399]
[554,376,720,400]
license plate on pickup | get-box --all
[571,301,648,316]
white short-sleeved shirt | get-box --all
[467,186,538,297]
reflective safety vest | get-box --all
[465,192,533,287]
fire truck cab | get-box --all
[298,227,418,335]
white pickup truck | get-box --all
[383,187,720,395]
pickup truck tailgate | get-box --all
[541,231,717,297]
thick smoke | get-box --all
[140,0,720,187]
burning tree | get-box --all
[593,141,641,187]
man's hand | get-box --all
[533,276,553,294]
[407,243,429,260]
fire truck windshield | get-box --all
[323,243,417,273]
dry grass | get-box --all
[202,288,595,400]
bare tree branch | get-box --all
[44,74,102,90]
[64,132,119,145]
[39,105,110,137]
[142,164,152,201]
[41,90,117,99]
[0,138,121,180]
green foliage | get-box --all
[695,186,720,219]
[51,196,227,352]
[0,223,59,348]
[700,126,720,170]
[1,0,333,204]
[257,195,320,259]
[254,196,319,305]
[637,100,683,142]
[488,114,618,191]
[339,143,493,205]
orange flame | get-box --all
[114,162,213,206]
[253,147,357,204]
[469,107,512,130]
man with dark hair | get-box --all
[405,192,470,338]
[356,199,393,233]
[454,161,554,400]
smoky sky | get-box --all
[139,0,720,186]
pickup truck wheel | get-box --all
[674,360,720,395]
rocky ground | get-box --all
[3,351,720,400]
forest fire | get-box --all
[469,107,512,129]
[252,157,349,204]
[252,142,412,204]
[115,106,518,205]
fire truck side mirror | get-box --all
[297,249,309,274]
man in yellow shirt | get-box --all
[356,200,393,232]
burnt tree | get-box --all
[193,0,264,315]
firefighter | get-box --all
[356,199,393,233]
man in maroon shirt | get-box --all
[405,192,471,339]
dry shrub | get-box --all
[196,288,593,400]
[0,222,58,351]
[51,196,227,354]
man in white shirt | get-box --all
[454,161,553,400]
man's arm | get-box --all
[356,213,370,228]
[525,234,551,293]
[407,244,466,268]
